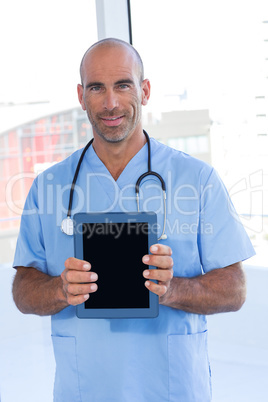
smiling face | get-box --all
[77,42,150,144]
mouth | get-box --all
[100,115,124,127]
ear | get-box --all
[141,79,151,106]
[77,84,86,110]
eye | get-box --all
[118,84,130,90]
[90,86,101,92]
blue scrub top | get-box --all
[13,139,255,402]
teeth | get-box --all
[104,116,121,121]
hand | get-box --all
[61,257,98,306]
[142,244,174,302]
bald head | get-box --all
[79,38,144,86]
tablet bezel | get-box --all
[74,212,159,319]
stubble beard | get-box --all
[92,125,129,143]
[87,109,140,144]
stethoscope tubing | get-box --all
[62,130,167,240]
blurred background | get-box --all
[0,0,267,400]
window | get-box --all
[130,1,268,400]
[0,1,97,401]
[167,135,209,154]
[130,0,268,246]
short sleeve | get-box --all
[198,168,255,272]
[13,178,48,273]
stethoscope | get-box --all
[61,130,167,240]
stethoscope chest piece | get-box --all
[61,217,74,236]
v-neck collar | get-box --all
[84,141,148,190]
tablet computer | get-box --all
[74,212,159,319]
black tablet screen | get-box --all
[82,222,149,309]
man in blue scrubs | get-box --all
[12,38,255,401]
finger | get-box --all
[65,282,98,297]
[143,268,173,282]
[142,254,173,269]
[66,293,91,306]
[144,280,167,297]
[64,257,91,271]
[64,270,98,284]
[150,244,172,256]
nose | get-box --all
[103,88,119,111]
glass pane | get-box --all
[167,137,185,151]
[197,136,209,154]
[0,1,98,401]
[130,1,268,400]
[130,0,268,253]
[185,136,198,154]
[0,0,97,241]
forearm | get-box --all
[12,267,68,316]
[160,262,246,315]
